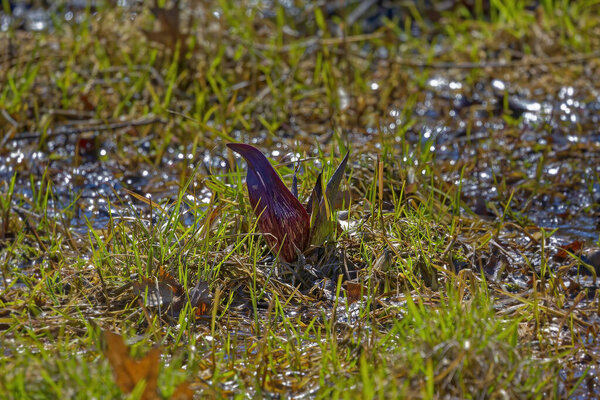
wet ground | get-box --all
[2,2,598,245]
[2,52,598,250]
[1,0,600,397]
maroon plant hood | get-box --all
[227,143,310,262]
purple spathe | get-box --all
[227,143,310,262]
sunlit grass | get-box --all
[1,0,599,398]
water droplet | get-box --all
[491,79,506,91]
[338,87,350,111]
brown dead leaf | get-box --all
[171,382,195,400]
[133,266,184,309]
[189,280,213,317]
[142,1,190,51]
[104,331,194,400]
[104,331,160,400]
[133,267,212,319]
[554,240,584,260]
[343,281,367,305]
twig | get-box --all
[12,207,48,253]
[242,29,600,70]
[241,31,385,52]
[9,117,167,142]
[386,50,600,70]
[345,0,378,28]
[1,109,18,127]
[495,288,592,329]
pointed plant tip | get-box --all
[226,142,248,154]
[308,150,350,247]
[225,144,351,261]
[226,143,268,165]
[225,142,310,262]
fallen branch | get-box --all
[388,50,600,70]
[8,117,167,142]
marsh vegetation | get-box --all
[1,1,600,398]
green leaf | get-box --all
[309,152,349,246]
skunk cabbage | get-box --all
[227,143,349,263]
[227,143,309,262]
